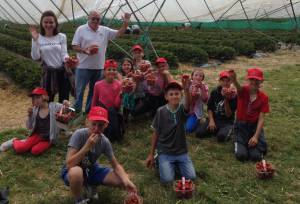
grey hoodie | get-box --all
[26,102,63,144]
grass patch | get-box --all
[1,65,300,203]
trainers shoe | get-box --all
[75,198,89,204]
[85,185,99,200]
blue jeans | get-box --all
[74,69,103,113]
[158,153,196,183]
[185,114,198,133]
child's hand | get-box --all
[248,136,258,147]
[63,100,71,108]
[207,120,216,132]
[146,154,154,168]
[124,179,137,194]
[85,133,100,150]
[27,107,33,116]
[228,69,237,82]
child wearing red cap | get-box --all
[0,87,70,155]
[195,70,237,142]
[91,59,123,141]
[230,68,269,161]
[146,79,196,183]
[61,106,137,203]
[136,57,173,116]
[185,69,209,133]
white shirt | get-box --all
[31,33,68,68]
[72,24,118,70]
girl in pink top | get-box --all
[92,60,121,109]
[91,59,123,141]
[186,69,209,133]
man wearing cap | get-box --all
[0,87,69,155]
[72,10,131,114]
[195,70,237,142]
[230,68,269,161]
[61,106,136,203]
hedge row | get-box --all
[0,33,31,57]
[0,47,41,89]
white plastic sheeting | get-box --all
[0,0,299,24]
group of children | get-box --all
[0,44,270,204]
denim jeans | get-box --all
[74,68,103,113]
[158,153,196,183]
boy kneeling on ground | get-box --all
[195,70,237,142]
[146,79,197,183]
[230,68,269,161]
[61,106,136,204]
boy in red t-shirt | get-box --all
[230,68,269,161]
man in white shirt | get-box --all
[72,10,131,113]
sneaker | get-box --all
[0,138,15,152]
[75,198,89,204]
[85,185,99,200]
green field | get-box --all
[0,64,299,204]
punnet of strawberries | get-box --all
[221,86,237,99]
[55,108,75,124]
[146,73,156,86]
[139,62,151,73]
[182,74,190,80]
[174,177,194,199]
[132,70,144,81]
[65,56,79,68]
[89,45,99,55]
[256,160,275,179]
[122,78,135,93]
[124,192,143,204]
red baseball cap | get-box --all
[156,57,167,65]
[246,67,264,81]
[131,44,143,52]
[104,59,118,70]
[29,87,48,97]
[88,106,109,123]
[219,70,230,79]
[164,81,182,92]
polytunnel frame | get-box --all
[1,0,300,58]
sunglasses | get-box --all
[91,17,100,22]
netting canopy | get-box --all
[0,0,300,29]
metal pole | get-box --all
[14,0,39,24]
[101,0,115,25]
[290,0,299,30]
[71,0,75,22]
[75,0,89,15]
[28,0,43,15]
[107,3,125,26]
[131,0,160,15]
[3,0,29,24]
[175,0,192,24]
[154,1,168,24]
[0,5,17,23]
[133,1,148,23]
[49,0,71,22]
[217,0,240,21]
